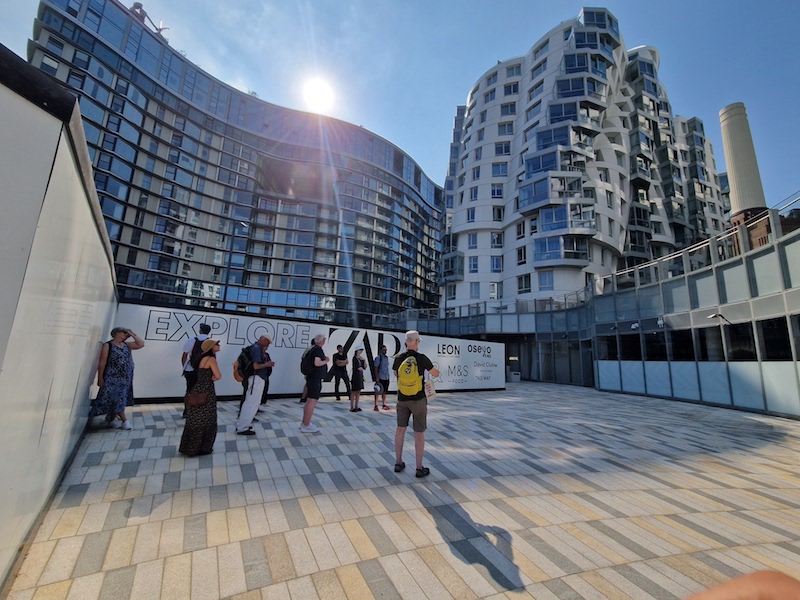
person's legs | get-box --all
[236,377,265,433]
[414,432,425,469]
[301,398,317,426]
[395,426,407,464]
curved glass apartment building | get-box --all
[442,8,723,311]
[27,0,442,325]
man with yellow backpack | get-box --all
[392,331,439,478]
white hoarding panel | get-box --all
[114,305,505,399]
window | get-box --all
[498,122,514,136]
[529,81,544,99]
[492,162,508,177]
[480,110,487,123]
[516,222,526,239]
[493,206,504,221]
[500,102,516,116]
[531,59,547,79]
[486,72,498,85]
[46,37,64,56]
[557,78,584,97]
[504,82,519,95]
[446,284,456,301]
[575,31,598,49]
[525,102,541,122]
[538,270,554,291]
[489,282,503,300]
[491,256,503,272]
[477,128,484,141]
[468,233,477,249]
[606,190,614,208]
[517,246,527,265]
[565,54,588,74]
[495,142,511,156]
[507,64,521,77]
[526,152,557,174]
[470,187,478,201]
[467,208,475,223]
[469,256,478,273]
[470,282,480,299]
[484,89,496,103]
[491,232,504,248]
[40,55,59,76]
[491,183,503,198]
[534,41,549,60]
[518,274,531,293]
[549,102,578,122]
[472,166,481,180]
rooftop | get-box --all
[8,384,800,598]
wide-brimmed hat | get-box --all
[201,339,220,353]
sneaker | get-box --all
[355,408,362,412]
[121,421,132,430]
[299,422,319,433]
[107,419,121,429]
[237,428,256,436]
[394,462,405,473]
[415,467,430,478]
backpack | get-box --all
[236,346,255,382]
[189,338,205,369]
[300,346,314,376]
[396,354,423,396]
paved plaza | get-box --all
[8,382,800,599]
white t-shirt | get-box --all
[182,334,209,371]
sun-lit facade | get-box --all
[442,8,724,311]
[27,0,442,326]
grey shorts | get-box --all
[396,398,427,432]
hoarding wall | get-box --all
[114,304,506,399]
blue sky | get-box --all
[2,0,798,206]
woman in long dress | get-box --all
[179,339,221,456]
[90,327,145,429]
[350,346,366,412]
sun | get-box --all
[302,77,335,114]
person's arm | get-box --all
[251,346,270,371]
[314,350,330,367]
[97,343,109,387]
[374,358,380,379]
[125,330,145,350]
[181,351,189,368]
[423,356,440,378]
[686,571,800,600]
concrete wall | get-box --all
[0,54,117,585]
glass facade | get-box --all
[28,0,442,326]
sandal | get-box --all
[415,467,430,478]
[394,462,405,472]
[373,406,379,411]
[382,405,391,410]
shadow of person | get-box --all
[410,484,525,592]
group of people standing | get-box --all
[90,325,440,477]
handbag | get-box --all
[184,392,208,407]
[424,379,436,401]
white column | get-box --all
[719,102,767,216]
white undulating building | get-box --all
[442,7,724,312]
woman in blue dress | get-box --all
[90,327,145,429]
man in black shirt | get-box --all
[331,344,351,402]
[392,330,439,478]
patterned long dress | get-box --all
[90,342,134,419]
[179,367,218,456]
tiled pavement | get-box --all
[8,383,800,599]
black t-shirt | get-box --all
[392,349,434,401]
[307,345,327,381]
[332,351,347,374]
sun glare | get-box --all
[302,77,335,114]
